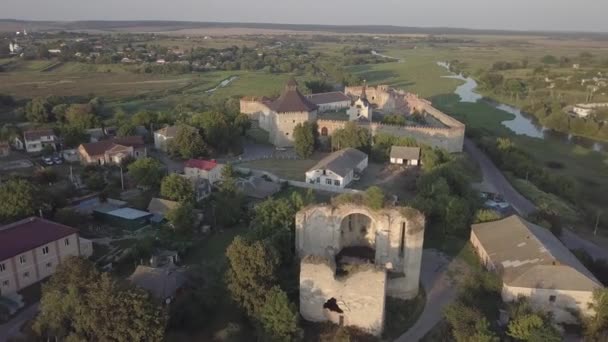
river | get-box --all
[437,62,606,152]
[206,76,239,94]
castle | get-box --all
[296,203,425,336]
[240,79,465,152]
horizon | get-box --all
[3,0,608,33]
[3,18,608,35]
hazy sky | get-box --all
[4,0,607,32]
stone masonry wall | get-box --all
[300,258,387,336]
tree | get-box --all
[168,125,207,159]
[444,302,499,342]
[131,110,158,129]
[53,208,87,227]
[61,125,89,148]
[219,163,238,195]
[541,55,558,65]
[65,104,99,130]
[331,121,370,152]
[117,122,136,136]
[293,122,315,158]
[585,288,608,341]
[364,186,385,210]
[226,237,279,316]
[506,298,561,342]
[259,287,300,341]
[0,178,39,223]
[166,202,196,234]
[160,174,194,201]
[474,209,502,223]
[128,157,164,188]
[33,257,166,341]
[25,97,53,123]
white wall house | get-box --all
[23,129,58,153]
[306,92,351,113]
[390,146,421,166]
[0,217,92,297]
[572,103,608,118]
[470,215,603,324]
[305,148,368,189]
[184,159,224,185]
[154,125,181,152]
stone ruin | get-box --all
[296,203,425,336]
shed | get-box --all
[93,206,152,230]
[390,146,420,166]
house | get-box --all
[154,125,181,152]
[470,215,603,323]
[306,92,351,113]
[0,217,93,297]
[78,136,146,165]
[23,129,58,153]
[236,176,281,199]
[129,265,187,303]
[390,146,421,166]
[147,198,179,223]
[0,141,10,157]
[572,103,608,118]
[93,206,153,230]
[12,136,24,151]
[184,159,224,185]
[305,148,368,188]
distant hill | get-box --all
[1,19,608,39]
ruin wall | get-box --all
[300,258,387,336]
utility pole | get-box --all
[120,167,125,190]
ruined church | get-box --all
[295,203,425,336]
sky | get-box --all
[3,0,608,32]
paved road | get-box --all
[464,138,608,261]
[0,303,39,342]
[396,250,461,342]
[464,139,535,215]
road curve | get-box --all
[395,250,458,342]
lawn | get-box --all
[183,225,248,265]
[238,153,326,181]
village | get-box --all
[0,73,606,341]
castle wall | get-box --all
[242,86,465,152]
[300,258,387,336]
[316,119,465,153]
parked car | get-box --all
[52,155,63,164]
[42,156,54,165]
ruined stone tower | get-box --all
[296,203,425,336]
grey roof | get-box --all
[106,207,152,220]
[270,79,318,113]
[472,215,602,291]
[390,146,420,160]
[129,265,187,300]
[308,148,368,178]
[236,176,281,199]
[155,125,180,138]
[306,92,350,105]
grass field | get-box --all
[348,52,462,98]
[238,154,326,180]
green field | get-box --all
[238,154,326,181]
[348,52,462,98]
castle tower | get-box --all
[361,80,368,100]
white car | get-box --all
[42,156,54,166]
